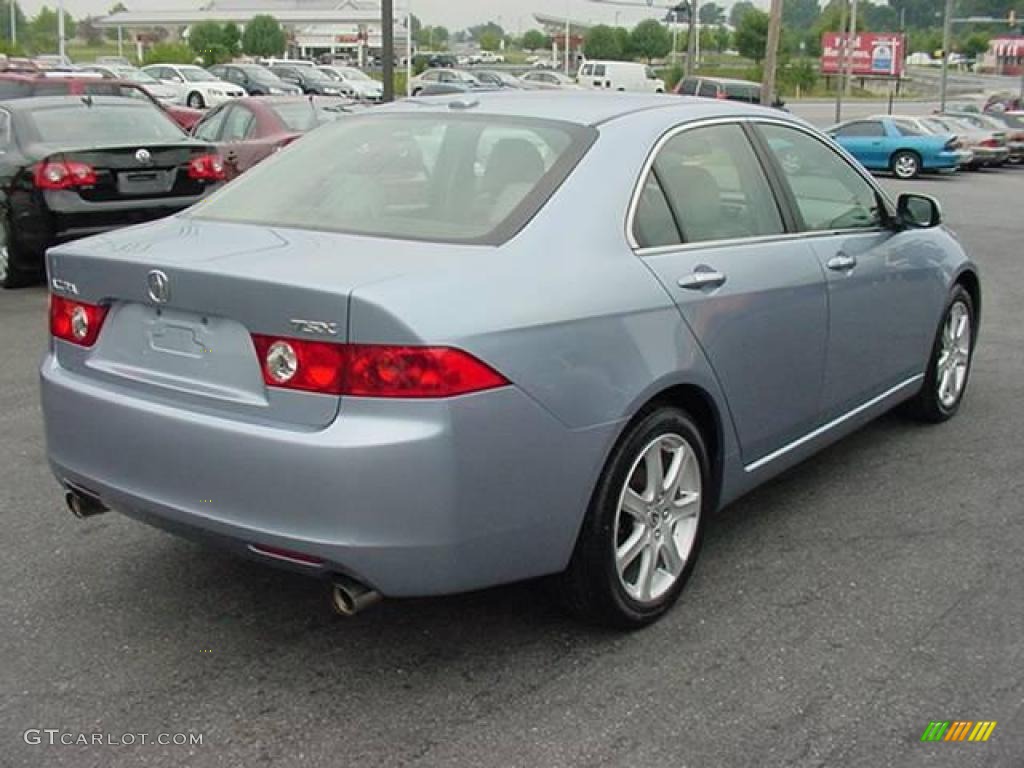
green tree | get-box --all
[961,31,991,58]
[862,0,897,30]
[479,29,501,51]
[735,8,770,63]
[630,19,671,62]
[105,1,126,41]
[782,0,821,29]
[699,2,726,25]
[713,25,732,53]
[242,14,285,57]
[729,0,757,28]
[467,21,504,43]
[222,22,240,55]
[614,26,633,58]
[521,28,547,51]
[28,6,76,53]
[584,24,624,60]
[189,20,227,65]
[78,16,105,45]
[143,42,194,65]
[416,25,449,48]
[1,0,28,43]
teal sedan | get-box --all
[826,116,963,179]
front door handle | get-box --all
[678,268,727,290]
[826,253,857,271]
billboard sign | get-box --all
[821,33,906,77]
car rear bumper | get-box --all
[40,351,614,596]
[970,146,1011,165]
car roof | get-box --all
[383,91,786,128]
[0,94,153,111]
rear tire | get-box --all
[187,91,205,109]
[0,219,39,290]
[891,150,921,179]
[905,285,975,423]
[556,406,710,629]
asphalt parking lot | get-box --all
[2,149,1022,768]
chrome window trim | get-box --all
[625,114,897,254]
[743,373,924,473]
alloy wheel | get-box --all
[894,153,919,179]
[937,300,972,409]
[613,433,701,604]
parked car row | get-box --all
[827,110,1024,179]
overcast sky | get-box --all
[20,0,767,30]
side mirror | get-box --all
[897,192,942,229]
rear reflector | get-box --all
[250,335,509,398]
[34,160,97,190]
[49,295,109,347]
[248,543,324,567]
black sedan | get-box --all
[0,96,224,288]
[268,64,347,96]
[207,63,302,97]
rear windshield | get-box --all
[24,104,186,144]
[191,113,594,244]
[268,100,350,131]
[724,83,760,102]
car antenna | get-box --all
[81,94,93,107]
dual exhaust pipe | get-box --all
[65,486,381,617]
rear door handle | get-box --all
[678,268,727,290]
[826,253,857,271]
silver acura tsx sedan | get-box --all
[40,92,979,627]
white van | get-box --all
[576,61,665,93]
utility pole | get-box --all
[564,0,570,76]
[761,0,783,106]
[939,0,953,110]
[405,0,412,97]
[686,0,699,77]
[834,0,848,122]
[845,0,858,94]
[10,0,16,46]
[57,0,65,59]
[382,0,394,102]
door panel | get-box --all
[755,122,936,418]
[645,242,829,464]
[633,122,828,464]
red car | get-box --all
[190,95,360,179]
[0,73,203,131]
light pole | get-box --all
[57,0,65,60]
[382,0,394,102]
[9,0,16,45]
[845,0,858,95]
[405,0,412,97]
[940,0,953,110]
[564,0,571,75]
[834,0,848,123]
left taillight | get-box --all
[33,160,97,190]
[49,295,109,347]
[250,335,509,398]
[188,154,226,181]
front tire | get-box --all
[556,407,710,628]
[891,150,921,179]
[906,285,975,422]
[186,91,205,109]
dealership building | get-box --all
[96,0,411,61]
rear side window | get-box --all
[192,114,595,245]
[893,119,924,136]
[593,64,606,77]
[678,78,698,95]
[22,104,186,144]
[640,123,783,245]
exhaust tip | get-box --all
[65,489,108,519]
[330,576,382,617]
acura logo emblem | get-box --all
[135,148,152,165]
[147,270,170,304]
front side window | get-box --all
[697,81,717,98]
[678,78,698,95]
[220,106,255,141]
[646,123,784,244]
[593,64,606,77]
[759,124,884,232]
[192,114,594,244]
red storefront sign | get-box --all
[821,33,906,76]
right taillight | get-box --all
[50,295,109,347]
[188,154,226,181]
[250,336,509,398]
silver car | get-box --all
[40,93,980,627]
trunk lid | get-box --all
[46,217,485,428]
[28,142,218,202]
